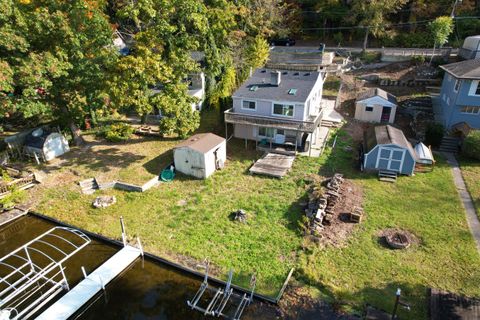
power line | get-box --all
[301,16,480,31]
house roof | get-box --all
[232,68,322,103]
[364,125,416,159]
[440,59,480,79]
[174,133,225,154]
[357,88,397,105]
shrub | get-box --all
[0,188,26,210]
[425,123,444,148]
[462,130,480,160]
[411,55,426,64]
[103,123,134,142]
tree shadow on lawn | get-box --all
[142,149,174,176]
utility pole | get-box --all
[451,0,463,18]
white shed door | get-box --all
[376,147,405,172]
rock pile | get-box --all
[304,173,344,236]
[92,196,116,209]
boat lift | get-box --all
[0,227,91,320]
[187,261,256,320]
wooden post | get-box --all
[309,133,313,157]
[294,131,298,152]
[225,123,228,140]
[245,138,247,150]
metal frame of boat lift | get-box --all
[187,261,256,320]
[0,227,91,320]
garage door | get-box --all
[376,147,405,172]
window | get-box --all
[454,79,461,92]
[242,100,256,110]
[273,103,294,117]
[277,129,285,135]
[460,106,480,114]
[288,88,297,95]
[258,127,274,138]
[469,80,480,96]
[477,83,480,95]
[249,85,258,92]
[365,106,374,112]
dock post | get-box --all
[120,216,127,246]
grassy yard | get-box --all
[323,75,341,97]
[35,139,323,296]
[298,131,480,318]
[31,117,480,318]
[459,156,480,215]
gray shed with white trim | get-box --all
[362,125,416,175]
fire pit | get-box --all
[92,196,116,209]
[385,230,411,249]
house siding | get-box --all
[440,74,480,129]
[364,144,415,175]
[233,97,305,120]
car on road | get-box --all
[270,38,296,46]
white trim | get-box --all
[271,102,295,118]
[375,146,406,173]
[241,99,257,110]
[468,80,480,96]
[460,106,480,114]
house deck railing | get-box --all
[224,109,323,133]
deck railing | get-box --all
[224,109,323,133]
[0,174,36,197]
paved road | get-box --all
[443,152,480,252]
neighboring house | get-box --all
[459,36,480,60]
[173,133,226,179]
[362,125,417,176]
[438,59,480,129]
[224,68,325,152]
[354,88,397,124]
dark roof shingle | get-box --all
[357,88,397,105]
[364,125,416,159]
[440,59,480,79]
[232,69,322,103]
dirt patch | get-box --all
[303,176,364,248]
[378,228,420,249]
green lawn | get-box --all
[459,156,480,216]
[323,75,341,97]
[298,131,480,318]
[32,122,480,317]
[36,139,323,296]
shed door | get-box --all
[376,147,405,172]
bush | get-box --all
[425,123,444,148]
[462,131,480,160]
[0,188,26,210]
[103,123,134,142]
[411,55,426,64]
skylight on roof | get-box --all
[249,85,259,91]
[288,88,297,95]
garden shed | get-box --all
[361,125,416,175]
[24,128,70,162]
[173,133,226,179]
[355,88,397,123]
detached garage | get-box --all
[355,88,397,123]
[173,133,226,179]
[362,125,416,176]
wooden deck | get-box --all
[249,153,296,178]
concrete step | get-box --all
[378,170,397,183]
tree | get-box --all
[0,0,116,145]
[351,0,408,51]
[428,16,453,63]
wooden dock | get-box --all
[249,153,295,178]
[35,245,141,320]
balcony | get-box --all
[224,108,323,133]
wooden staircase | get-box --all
[320,119,342,128]
[378,170,398,183]
[439,136,461,153]
[79,178,99,194]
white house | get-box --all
[355,88,397,124]
[173,133,226,179]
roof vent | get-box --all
[304,72,311,76]
[282,71,288,75]
[293,72,299,76]
[261,69,267,73]
[288,88,297,95]
[270,71,281,86]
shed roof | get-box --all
[174,133,225,154]
[440,59,480,79]
[232,68,322,103]
[364,125,416,158]
[414,142,434,161]
[24,129,52,149]
[357,88,397,105]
